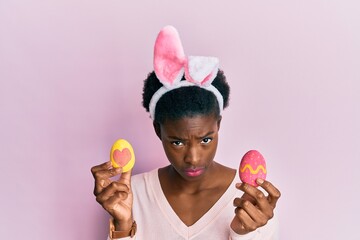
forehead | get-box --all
[160,115,219,137]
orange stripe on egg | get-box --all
[240,164,267,174]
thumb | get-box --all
[118,168,132,186]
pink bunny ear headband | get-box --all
[149,25,224,120]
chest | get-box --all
[165,188,225,226]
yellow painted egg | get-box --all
[110,139,135,172]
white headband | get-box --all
[149,26,224,120]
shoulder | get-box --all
[205,162,237,196]
[214,161,236,173]
[214,162,237,183]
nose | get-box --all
[184,144,201,165]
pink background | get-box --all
[1,1,359,239]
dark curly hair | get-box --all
[142,70,230,123]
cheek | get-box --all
[162,143,180,162]
[208,147,217,159]
[203,143,218,161]
[209,139,219,155]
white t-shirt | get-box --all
[108,168,279,240]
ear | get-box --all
[217,116,222,131]
[153,121,162,140]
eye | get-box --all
[201,137,212,144]
[171,141,184,146]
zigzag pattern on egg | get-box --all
[240,164,267,174]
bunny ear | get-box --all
[153,26,186,88]
[184,56,219,86]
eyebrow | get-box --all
[167,131,215,140]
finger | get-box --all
[233,197,242,207]
[237,183,270,212]
[234,208,258,232]
[233,197,256,208]
[256,179,281,208]
[94,167,122,195]
[239,193,257,205]
[239,199,268,226]
[233,197,254,207]
[94,166,122,181]
[94,178,110,196]
[96,181,130,203]
[118,168,132,186]
[102,194,133,222]
[91,161,111,176]
[103,193,131,213]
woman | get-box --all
[91,26,281,239]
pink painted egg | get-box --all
[239,150,267,187]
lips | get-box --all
[184,167,205,177]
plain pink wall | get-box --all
[1,0,359,239]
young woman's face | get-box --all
[158,114,221,180]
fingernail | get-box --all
[235,183,241,188]
[256,178,264,185]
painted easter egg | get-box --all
[110,139,135,172]
[239,150,267,187]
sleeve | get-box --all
[229,215,279,240]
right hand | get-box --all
[231,179,280,235]
[91,161,133,230]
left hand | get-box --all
[231,179,281,235]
